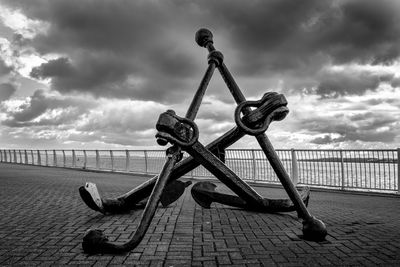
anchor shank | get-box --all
[212,48,314,221]
[256,134,313,221]
[119,147,181,251]
[186,61,216,120]
[218,63,251,113]
[82,146,181,254]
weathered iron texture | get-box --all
[82,44,213,253]
[81,28,327,254]
[195,28,327,242]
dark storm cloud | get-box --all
[200,0,400,74]
[2,0,400,101]
[0,83,16,101]
[316,70,393,98]
[30,56,137,98]
[299,112,398,144]
[2,89,95,127]
[2,0,202,102]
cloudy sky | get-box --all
[0,0,399,150]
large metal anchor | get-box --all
[80,29,327,255]
[193,28,327,241]
[81,47,219,254]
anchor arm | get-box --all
[191,181,310,212]
[82,146,182,254]
[82,44,214,253]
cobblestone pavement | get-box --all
[0,163,399,266]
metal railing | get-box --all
[0,148,399,194]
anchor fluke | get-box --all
[160,180,192,207]
[191,181,217,209]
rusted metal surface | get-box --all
[191,181,310,213]
[82,146,182,254]
[82,42,213,253]
[195,28,327,241]
[81,29,327,254]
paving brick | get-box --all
[0,163,400,266]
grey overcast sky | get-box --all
[0,0,399,149]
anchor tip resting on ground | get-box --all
[79,183,105,213]
[79,180,191,214]
[302,217,328,242]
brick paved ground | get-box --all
[0,163,399,266]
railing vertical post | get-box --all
[62,150,66,167]
[83,150,87,169]
[340,150,345,190]
[96,150,100,169]
[37,150,41,165]
[0,150,3,162]
[144,150,148,174]
[72,150,76,168]
[397,148,400,194]
[19,150,22,163]
[251,149,256,180]
[24,150,28,164]
[291,148,299,185]
[53,150,57,166]
[13,150,17,163]
[125,150,130,172]
[31,150,34,164]
[45,150,48,166]
[110,150,114,171]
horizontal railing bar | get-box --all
[0,148,398,194]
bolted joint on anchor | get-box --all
[155,110,199,147]
[235,92,289,136]
[208,50,224,67]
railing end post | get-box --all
[397,148,400,194]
